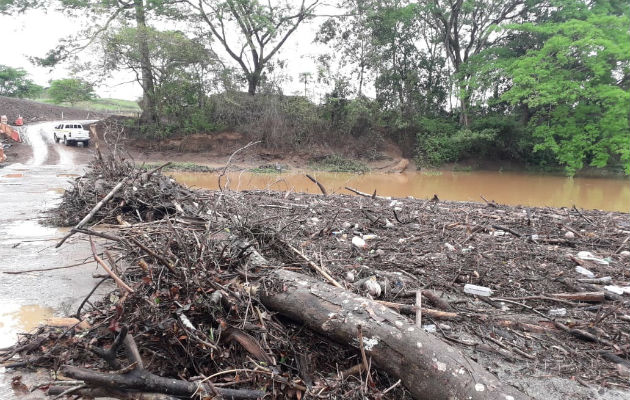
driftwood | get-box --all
[62,366,264,400]
[56,177,129,248]
[259,269,530,400]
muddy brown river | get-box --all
[169,169,630,212]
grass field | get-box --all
[34,97,141,115]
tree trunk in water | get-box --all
[134,0,157,123]
[259,269,530,400]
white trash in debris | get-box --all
[575,266,595,278]
[564,231,575,239]
[604,285,625,295]
[577,251,610,265]
[620,251,630,259]
[444,242,456,251]
[423,324,437,333]
[345,271,356,283]
[362,234,378,240]
[463,284,493,297]
[352,236,366,249]
[548,308,567,317]
[363,278,382,297]
[342,221,352,229]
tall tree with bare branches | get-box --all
[186,0,320,95]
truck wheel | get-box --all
[64,136,70,146]
[83,140,90,147]
[54,134,59,143]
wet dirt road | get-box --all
[0,122,108,399]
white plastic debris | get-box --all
[564,231,575,239]
[620,251,630,259]
[363,278,382,297]
[444,242,456,251]
[463,284,493,297]
[548,308,567,317]
[492,230,506,237]
[352,236,366,249]
[385,219,395,228]
[345,271,356,283]
[342,222,352,229]
[575,266,595,278]
[362,234,378,240]
[604,285,625,295]
[423,324,437,333]
[577,251,610,265]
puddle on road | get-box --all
[2,174,23,178]
[169,170,630,212]
[0,220,59,239]
[0,304,54,348]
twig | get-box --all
[218,141,261,191]
[614,234,630,254]
[345,186,386,199]
[491,224,521,238]
[572,205,594,225]
[56,177,129,248]
[356,325,373,386]
[90,237,134,294]
[415,290,422,327]
[286,243,343,289]
[305,174,327,195]
[51,384,86,400]
[3,260,94,274]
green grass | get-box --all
[34,97,141,114]
[309,154,369,173]
[139,162,218,173]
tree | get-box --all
[186,0,320,95]
[0,65,43,98]
[501,11,630,174]
[48,78,95,105]
[318,1,448,123]
[101,27,219,122]
[418,0,534,126]
[30,0,174,123]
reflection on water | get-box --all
[0,304,54,348]
[0,220,59,239]
[169,170,630,212]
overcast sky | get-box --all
[0,4,338,101]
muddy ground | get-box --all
[0,96,108,124]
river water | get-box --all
[169,169,630,212]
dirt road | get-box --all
[0,123,109,399]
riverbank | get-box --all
[2,154,629,399]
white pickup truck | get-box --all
[53,123,90,146]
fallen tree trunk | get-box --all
[259,269,530,400]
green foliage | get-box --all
[309,154,369,173]
[415,117,498,166]
[502,12,630,175]
[48,78,95,105]
[0,65,43,98]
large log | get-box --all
[259,269,530,400]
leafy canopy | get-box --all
[48,78,96,105]
[502,12,630,174]
[0,65,43,98]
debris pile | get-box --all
[2,153,630,399]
